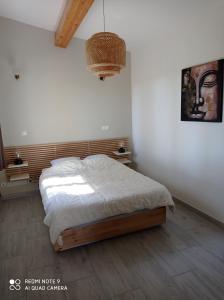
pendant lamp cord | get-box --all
[103,0,105,32]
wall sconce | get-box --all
[13,66,21,80]
[7,57,22,80]
[118,141,126,153]
[14,74,20,80]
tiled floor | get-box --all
[0,192,224,300]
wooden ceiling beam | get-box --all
[55,0,94,48]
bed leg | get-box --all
[54,241,63,252]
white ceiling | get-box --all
[0,0,224,50]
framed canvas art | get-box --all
[181,59,223,122]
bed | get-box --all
[39,155,174,251]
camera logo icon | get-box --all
[9,279,21,291]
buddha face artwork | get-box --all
[181,60,223,122]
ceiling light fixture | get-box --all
[86,0,126,80]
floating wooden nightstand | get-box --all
[9,173,30,182]
[112,151,131,156]
[6,161,30,182]
[112,151,132,165]
[117,158,132,165]
[7,161,29,169]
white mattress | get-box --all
[39,155,174,244]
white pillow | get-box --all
[84,154,108,161]
[83,154,115,168]
[51,157,80,166]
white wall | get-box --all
[0,17,132,146]
[132,23,224,222]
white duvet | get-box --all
[39,155,174,244]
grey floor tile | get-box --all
[112,289,147,300]
[0,193,224,300]
[57,247,93,282]
[66,276,107,300]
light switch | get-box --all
[101,125,110,131]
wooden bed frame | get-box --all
[54,206,166,252]
[4,138,167,252]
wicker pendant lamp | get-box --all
[86,0,126,80]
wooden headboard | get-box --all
[4,137,128,181]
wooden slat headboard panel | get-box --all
[4,137,128,180]
[89,138,128,160]
[56,141,89,159]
